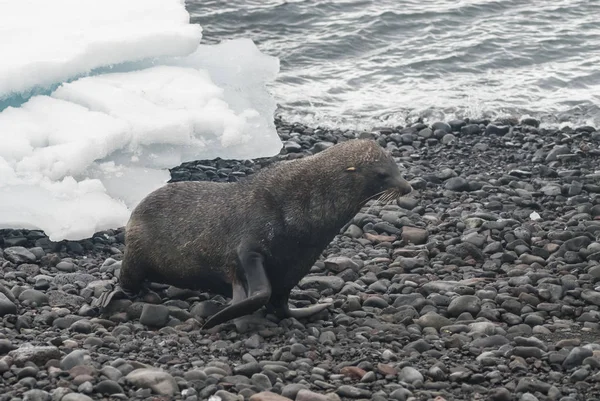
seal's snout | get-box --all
[393,173,413,196]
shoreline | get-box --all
[1,116,600,400]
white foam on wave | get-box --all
[0,1,282,241]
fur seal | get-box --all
[93,139,412,329]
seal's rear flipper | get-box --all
[91,286,139,310]
[283,302,333,319]
[202,246,272,330]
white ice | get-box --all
[0,1,282,242]
[0,0,202,99]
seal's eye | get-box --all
[377,172,389,179]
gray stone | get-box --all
[9,345,61,366]
[3,246,37,264]
[54,273,96,286]
[448,295,481,317]
[299,276,345,292]
[56,261,76,272]
[401,226,428,244]
[18,289,49,306]
[61,350,90,370]
[398,366,423,383]
[545,145,570,162]
[336,385,371,398]
[126,368,179,396]
[415,312,452,330]
[48,290,85,307]
[95,380,124,395]
[563,347,593,370]
[0,293,17,316]
[581,290,600,306]
[61,395,94,401]
[444,177,470,191]
[324,256,360,272]
[540,185,561,196]
[282,384,309,399]
[139,304,170,327]
[23,389,51,401]
[296,389,329,401]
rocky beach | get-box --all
[1,116,600,401]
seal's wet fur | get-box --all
[94,139,412,329]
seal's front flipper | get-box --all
[202,248,271,330]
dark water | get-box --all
[187,0,600,130]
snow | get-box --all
[0,1,282,241]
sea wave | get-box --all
[188,0,600,130]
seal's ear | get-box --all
[346,167,356,172]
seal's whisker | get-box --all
[378,192,394,205]
[385,190,400,205]
[362,190,388,206]
[375,191,392,206]
[379,189,397,205]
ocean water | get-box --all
[187,0,600,130]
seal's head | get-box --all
[328,139,413,204]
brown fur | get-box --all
[115,139,412,315]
